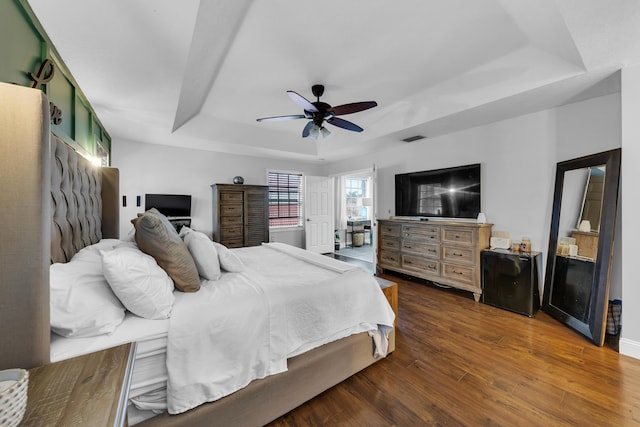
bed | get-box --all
[0,83,395,426]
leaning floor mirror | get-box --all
[542,148,621,346]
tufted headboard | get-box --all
[0,83,119,370]
[50,133,119,263]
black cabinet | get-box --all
[482,249,541,317]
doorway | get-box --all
[333,168,375,264]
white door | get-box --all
[305,176,334,253]
[371,164,378,273]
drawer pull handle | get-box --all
[428,265,436,270]
[428,249,436,253]
[453,252,463,257]
[454,270,463,275]
[405,245,412,249]
[405,261,412,264]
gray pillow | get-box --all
[131,208,200,292]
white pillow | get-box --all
[101,246,175,320]
[178,226,194,239]
[212,241,245,272]
[50,256,126,338]
[181,229,222,281]
[71,239,127,262]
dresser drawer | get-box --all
[404,224,439,236]
[442,246,474,264]
[402,226,440,243]
[380,250,401,267]
[402,255,439,275]
[221,204,243,217]
[380,238,400,251]
[380,224,401,238]
[221,226,243,239]
[442,228,474,246]
[401,241,439,259]
[222,238,243,248]
[221,192,243,203]
[442,262,474,284]
[221,215,242,226]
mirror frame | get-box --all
[542,148,621,346]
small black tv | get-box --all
[395,163,481,219]
[145,194,192,217]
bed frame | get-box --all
[0,83,394,426]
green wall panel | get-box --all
[0,0,44,87]
[75,97,91,152]
[0,0,112,164]
[49,61,75,142]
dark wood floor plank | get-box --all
[268,274,640,426]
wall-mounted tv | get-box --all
[145,194,192,217]
[395,163,481,219]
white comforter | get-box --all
[166,243,395,414]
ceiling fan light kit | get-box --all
[257,84,377,139]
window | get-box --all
[268,171,303,228]
[345,177,371,220]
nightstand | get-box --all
[376,276,398,326]
[481,249,542,317]
[21,342,136,427]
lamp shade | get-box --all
[309,125,320,139]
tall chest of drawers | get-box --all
[378,219,492,301]
[212,184,269,248]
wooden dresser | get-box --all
[212,184,269,248]
[378,219,492,301]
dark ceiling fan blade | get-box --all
[256,114,306,122]
[302,121,315,138]
[328,101,377,116]
[326,117,363,132]
[287,91,319,112]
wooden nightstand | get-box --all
[376,277,398,326]
[21,342,136,427]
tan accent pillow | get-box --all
[131,208,200,292]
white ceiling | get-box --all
[27,0,640,162]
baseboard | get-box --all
[619,337,640,360]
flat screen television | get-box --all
[145,194,192,217]
[395,163,481,219]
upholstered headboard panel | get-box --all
[50,137,119,262]
[0,83,51,370]
[50,137,102,262]
[0,83,119,370]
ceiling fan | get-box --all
[256,84,377,139]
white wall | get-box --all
[620,65,640,358]
[110,139,324,241]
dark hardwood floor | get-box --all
[268,273,640,426]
